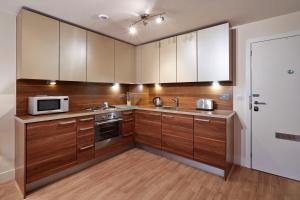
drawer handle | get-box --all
[58,120,76,126]
[79,144,94,151]
[195,118,210,123]
[79,127,94,132]
[123,119,134,122]
[79,117,94,122]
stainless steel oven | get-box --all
[94,112,123,150]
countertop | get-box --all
[15,105,235,124]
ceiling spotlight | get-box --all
[98,14,109,21]
[129,26,137,34]
[156,16,164,24]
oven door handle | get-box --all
[95,118,123,125]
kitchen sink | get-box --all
[157,106,179,111]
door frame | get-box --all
[246,30,300,168]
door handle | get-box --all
[254,101,267,105]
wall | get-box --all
[0,11,16,183]
[16,80,129,116]
[233,11,300,167]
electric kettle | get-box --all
[153,97,163,107]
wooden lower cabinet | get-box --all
[26,119,77,183]
[162,113,193,159]
[194,116,227,169]
[77,116,95,163]
[122,110,134,136]
[134,110,162,149]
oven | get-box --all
[94,112,123,150]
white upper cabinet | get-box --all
[197,23,230,82]
[176,32,197,82]
[115,41,136,84]
[141,42,160,84]
[59,22,87,82]
[87,31,115,83]
[17,9,59,80]
[135,46,142,84]
[159,37,177,83]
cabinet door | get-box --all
[177,32,197,82]
[194,116,226,169]
[141,42,160,84]
[135,110,162,149]
[197,23,230,82]
[87,31,115,83]
[60,22,87,81]
[115,41,136,83]
[26,119,77,183]
[162,114,194,159]
[17,9,59,80]
[135,46,143,84]
[159,37,177,83]
[122,111,134,136]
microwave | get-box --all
[28,96,69,115]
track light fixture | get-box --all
[128,12,166,35]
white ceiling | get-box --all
[1,0,300,45]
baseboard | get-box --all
[0,168,15,183]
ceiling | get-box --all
[1,0,300,45]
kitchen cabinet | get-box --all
[26,119,77,183]
[17,9,59,80]
[59,22,87,82]
[159,37,177,83]
[87,31,115,83]
[197,23,230,82]
[122,111,135,136]
[177,32,197,82]
[77,116,95,163]
[135,110,162,149]
[115,41,136,83]
[141,42,160,84]
[194,116,226,169]
[135,46,142,84]
[162,113,194,159]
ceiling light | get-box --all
[129,26,137,34]
[47,80,56,86]
[212,81,220,89]
[98,14,109,21]
[156,16,164,24]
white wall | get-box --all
[0,10,16,183]
[233,11,300,167]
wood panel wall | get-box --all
[129,82,233,110]
[16,80,128,116]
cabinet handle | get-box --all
[58,120,76,126]
[79,117,94,122]
[195,118,210,123]
[79,127,94,132]
[79,144,94,151]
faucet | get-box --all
[171,97,179,108]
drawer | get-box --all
[162,134,193,159]
[77,126,94,137]
[77,116,94,129]
[77,145,94,164]
[122,111,134,120]
[194,136,225,169]
[122,120,134,136]
[135,110,161,123]
[194,116,226,141]
[77,134,94,147]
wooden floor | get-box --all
[1,148,300,200]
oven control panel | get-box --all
[95,112,121,122]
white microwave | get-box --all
[28,96,69,115]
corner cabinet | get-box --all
[87,31,115,83]
[141,42,160,84]
[59,22,87,82]
[176,32,198,82]
[17,9,59,80]
[159,37,177,83]
[197,23,231,82]
[115,41,136,84]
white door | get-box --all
[251,35,300,181]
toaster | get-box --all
[196,99,214,111]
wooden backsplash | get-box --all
[129,82,233,110]
[16,80,128,116]
[17,80,233,116]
